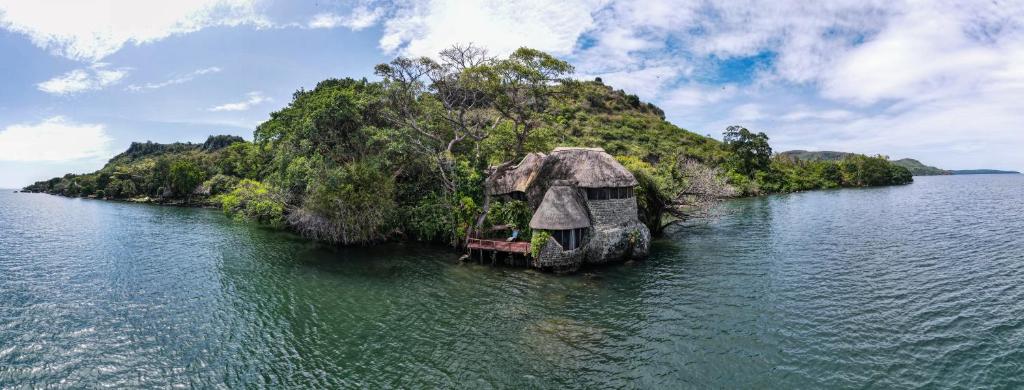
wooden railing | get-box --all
[466,238,530,254]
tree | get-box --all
[668,158,736,221]
[723,125,772,177]
[169,159,206,199]
[375,45,494,157]
[150,157,172,196]
[218,141,265,180]
[375,44,497,245]
[619,156,735,236]
[481,47,575,157]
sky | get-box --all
[1,0,1022,188]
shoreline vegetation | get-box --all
[23,45,914,250]
[781,150,1020,176]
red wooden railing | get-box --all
[466,238,530,254]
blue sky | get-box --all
[1,0,1022,188]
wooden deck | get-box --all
[466,238,530,255]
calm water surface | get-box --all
[1,175,1023,388]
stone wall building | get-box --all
[484,147,651,273]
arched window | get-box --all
[550,228,587,250]
[585,187,634,201]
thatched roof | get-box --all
[522,147,637,208]
[544,147,638,188]
[529,184,591,230]
[485,152,546,195]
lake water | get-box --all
[1,174,1023,388]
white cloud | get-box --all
[344,6,384,30]
[780,109,855,122]
[821,4,1019,105]
[308,6,382,31]
[0,117,111,161]
[379,0,606,57]
[0,0,269,62]
[209,91,269,112]
[127,66,222,91]
[37,63,129,95]
[308,13,344,29]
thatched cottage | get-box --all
[479,147,651,273]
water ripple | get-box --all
[2,175,1024,387]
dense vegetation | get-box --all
[782,151,949,177]
[24,46,913,245]
[778,150,857,162]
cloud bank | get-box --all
[2,0,1021,170]
[0,0,269,62]
[366,0,1024,170]
[0,117,111,162]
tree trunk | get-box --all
[466,192,491,243]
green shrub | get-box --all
[292,159,395,244]
[169,159,206,197]
[219,179,286,227]
[530,230,551,258]
[203,174,240,196]
[487,200,532,239]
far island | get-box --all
[781,151,1019,176]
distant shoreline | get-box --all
[948,170,1021,175]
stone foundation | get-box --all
[533,196,651,272]
[534,239,586,273]
[585,221,651,264]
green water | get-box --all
[2,174,1024,388]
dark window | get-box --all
[585,187,636,200]
[550,228,587,250]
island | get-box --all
[22,46,914,273]
[949,169,1021,175]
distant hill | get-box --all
[108,135,244,165]
[778,150,853,161]
[950,169,1021,175]
[892,158,949,176]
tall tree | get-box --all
[723,125,772,177]
[375,44,497,245]
[168,159,205,199]
[483,47,575,157]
